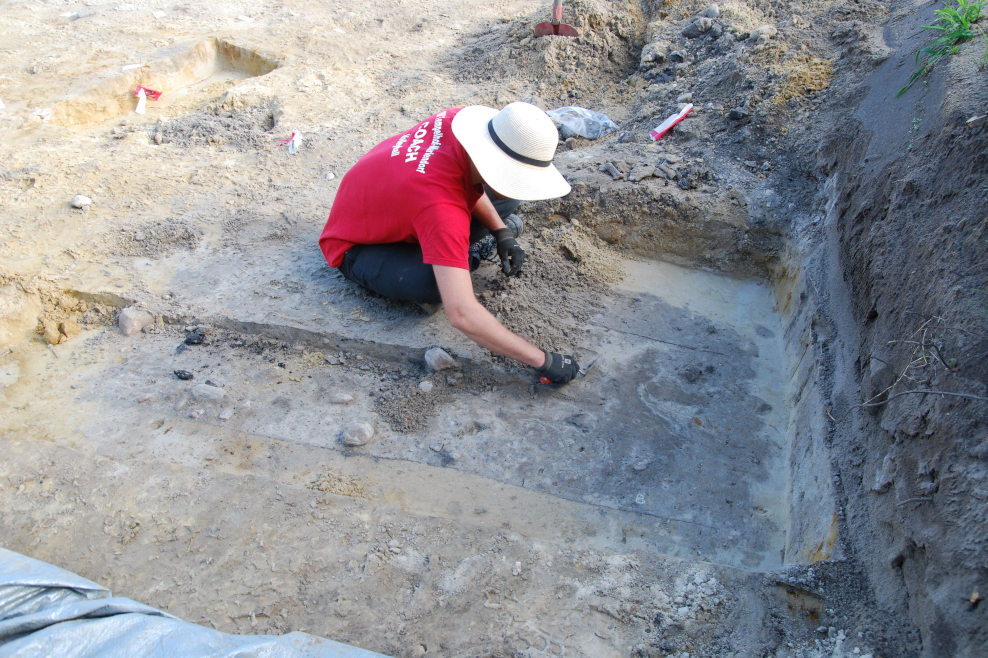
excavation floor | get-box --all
[1,258,789,571]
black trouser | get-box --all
[337,187,520,305]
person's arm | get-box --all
[471,192,507,232]
[432,264,545,367]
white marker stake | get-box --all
[135,87,147,115]
[288,131,302,154]
[650,103,693,141]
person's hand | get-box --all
[492,228,525,275]
[536,351,580,384]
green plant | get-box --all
[981,26,988,69]
[898,0,985,96]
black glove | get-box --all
[492,228,525,275]
[536,350,580,384]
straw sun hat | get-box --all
[451,102,571,201]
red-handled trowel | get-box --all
[535,0,579,37]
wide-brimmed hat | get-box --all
[451,102,571,201]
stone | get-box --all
[174,370,194,380]
[70,194,92,208]
[872,454,894,493]
[446,375,457,386]
[424,347,458,371]
[184,330,204,345]
[342,422,374,447]
[617,132,637,143]
[682,17,713,39]
[564,136,577,150]
[430,443,442,452]
[702,4,719,18]
[324,355,342,365]
[218,407,234,420]
[42,320,62,345]
[328,391,354,404]
[668,50,687,63]
[118,307,153,336]
[709,24,723,38]
[677,92,693,103]
[512,562,522,576]
[751,25,778,43]
[59,318,81,340]
[728,108,749,120]
[967,114,987,128]
[191,384,225,401]
[744,160,758,167]
[639,42,668,66]
[600,162,624,180]
[664,153,682,164]
[628,165,655,182]
[419,380,433,393]
[188,408,204,419]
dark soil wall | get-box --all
[815,4,988,656]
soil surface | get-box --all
[1,0,985,656]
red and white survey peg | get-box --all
[650,103,693,141]
[134,86,162,100]
[279,131,302,154]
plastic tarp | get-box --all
[0,547,389,658]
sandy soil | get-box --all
[3,0,983,656]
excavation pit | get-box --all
[0,256,835,574]
[50,38,282,126]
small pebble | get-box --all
[174,370,194,380]
[342,422,374,447]
[512,561,522,576]
[600,162,623,180]
[424,347,458,371]
[419,380,433,393]
[191,384,225,400]
[728,108,749,120]
[189,408,204,419]
[328,392,354,404]
[430,443,442,452]
[218,408,234,420]
[138,395,152,403]
[70,194,92,209]
[118,307,153,336]
[751,25,778,43]
[677,92,693,103]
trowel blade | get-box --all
[535,22,579,37]
[579,357,599,377]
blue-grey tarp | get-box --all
[0,547,389,658]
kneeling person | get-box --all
[318,103,579,384]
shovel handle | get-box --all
[551,0,563,25]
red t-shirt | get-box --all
[319,108,483,270]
